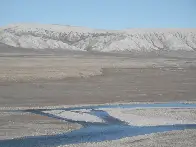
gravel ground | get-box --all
[62,129,196,147]
[100,107,196,126]
[0,111,81,140]
[124,108,196,120]
[1,104,195,142]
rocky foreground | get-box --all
[64,129,196,147]
[0,103,196,147]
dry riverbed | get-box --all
[0,111,81,140]
[63,129,196,147]
[0,47,196,146]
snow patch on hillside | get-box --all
[0,23,196,52]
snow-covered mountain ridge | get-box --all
[0,23,196,52]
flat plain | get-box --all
[0,45,196,107]
[0,45,196,146]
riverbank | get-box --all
[64,129,196,147]
[0,111,81,140]
[0,102,196,145]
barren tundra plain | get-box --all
[0,45,196,147]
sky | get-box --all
[0,0,196,29]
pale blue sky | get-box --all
[0,0,196,29]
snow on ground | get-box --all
[98,107,196,126]
[39,106,196,126]
[0,102,196,142]
[43,110,104,123]
[0,23,196,52]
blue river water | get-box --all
[0,102,196,147]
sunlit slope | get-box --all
[0,23,196,52]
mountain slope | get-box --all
[0,23,196,52]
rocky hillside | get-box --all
[0,24,196,52]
